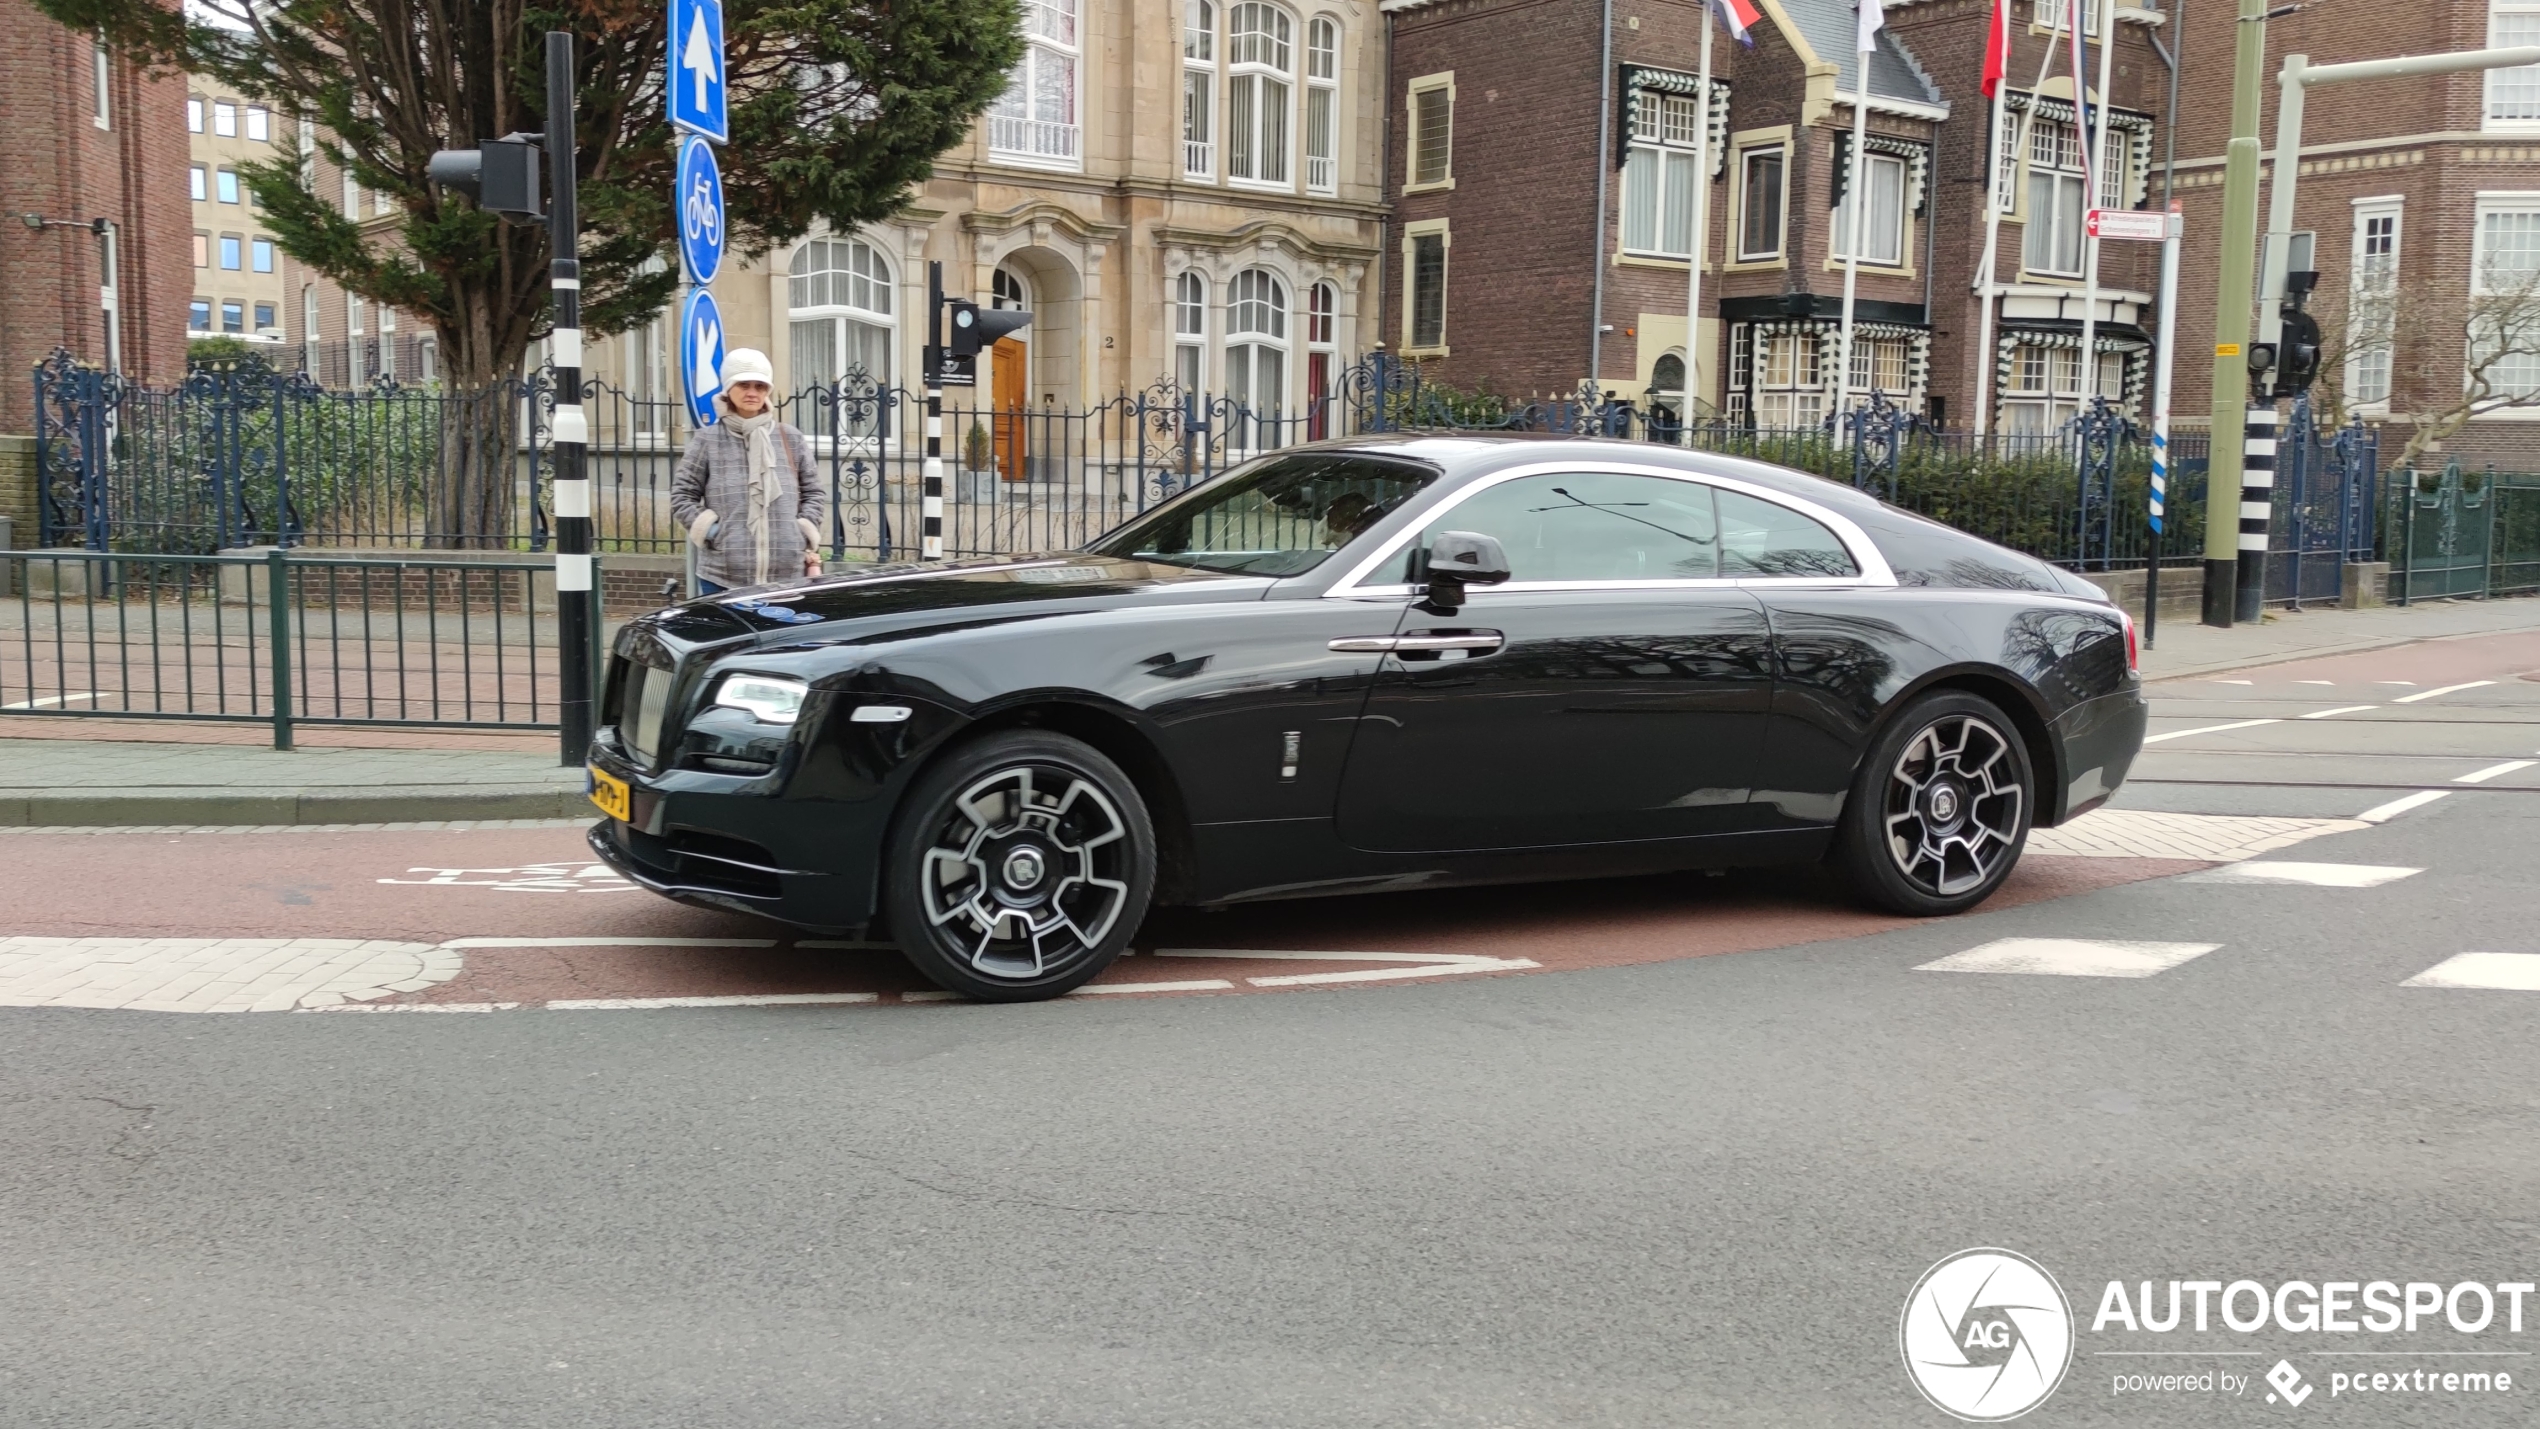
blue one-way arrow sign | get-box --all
[669,0,728,143]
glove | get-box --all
[797,517,821,547]
[687,510,718,547]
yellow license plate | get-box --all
[588,766,631,822]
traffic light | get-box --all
[946,299,1032,359]
[2275,268,2323,396]
[425,135,545,225]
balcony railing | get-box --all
[990,115,1082,165]
[1305,154,1335,192]
[1184,139,1214,177]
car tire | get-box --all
[1834,690,2034,917]
[881,730,1156,1002]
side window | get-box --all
[1715,488,1859,577]
[1411,472,1720,583]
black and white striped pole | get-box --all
[545,31,595,763]
[923,261,945,561]
[2233,403,2275,626]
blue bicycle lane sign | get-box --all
[676,135,724,284]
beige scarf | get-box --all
[721,406,780,586]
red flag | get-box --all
[1980,0,2010,97]
[1710,0,1762,46]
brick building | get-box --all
[2165,1,2540,469]
[1378,0,2172,433]
[0,0,191,429]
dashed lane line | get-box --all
[2142,718,2283,745]
[2357,790,2452,823]
[2403,954,2540,993]
[2393,680,2498,704]
[1915,938,2223,979]
[2302,705,2380,719]
[2188,862,2423,888]
[2454,759,2537,784]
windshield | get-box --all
[1085,453,1439,576]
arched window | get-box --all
[1305,17,1339,193]
[993,266,1031,311]
[1647,351,1688,437]
[1305,279,1337,438]
[991,0,1081,166]
[789,237,895,390]
[1226,268,1288,436]
[1226,3,1293,186]
[1173,272,1207,390]
[1183,1,1216,177]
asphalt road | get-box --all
[5,630,2539,1427]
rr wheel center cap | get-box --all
[1926,782,1964,827]
[1001,846,1048,891]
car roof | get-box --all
[1316,432,1887,516]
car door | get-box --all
[1334,468,1778,853]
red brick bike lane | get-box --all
[0,822,2203,1007]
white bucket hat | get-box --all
[721,347,775,388]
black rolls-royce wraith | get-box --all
[586,434,2146,1000]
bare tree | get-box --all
[2388,254,2540,474]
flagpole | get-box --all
[1683,14,1715,446]
[1979,26,2070,443]
[1972,0,2011,439]
[2079,0,2114,424]
[1835,4,1874,422]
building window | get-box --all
[378,307,397,380]
[1407,74,1452,189]
[1404,223,1447,350]
[92,38,110,129]
[2000,339,2122,433]
[192,232,209,268]
[302,285,319,372]
[190,297,212,331]
[1227,3,1294,186]
[1831,149,1907,266]
[1845,334,1912,399]
[1173,271,1207,391]
[219,235,242,270]
[787,237,896,422]
[221,299,244,333]
[1305,15,1338,193]
[1622,90,1705,259]
[1184,0,1216,177]
[1226,268,1289,435]
[2347,202,2402,406]
[1992,109,2022,213]
[217,169,240,204]
[1742,326,1825,428]
[2471,200,2540,403]
[187,95,204,133]
[2034,0,2103,33]
[347,296,365,386]
[245,106,270,142]
[254,301,277,333]
[213,100,237,137]
[251,237,274,274]
[1647,351,1688,430]
[2023,119,2086,278]
[1305,278,1337,436]
[190,165,207,202]
[990,0,1081,167]
[2490,1,2540,128]
[342,170,360,219]
[1737,146,1785,261]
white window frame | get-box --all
[990,0,1082,170]
[787,236,899,444]
[2470,193,2540,414]
[1830,149,1908,267]
[218,234,242,271]
[1304,14,1339,194]
[1734,143,1787,263]
[1184,0,1217,179]
[2489,0,2540,132]
[1322,461,1898,597]
[92,38,111,129]
[213,99,236,137]
[245,106,270,143]
[187,95,204,133]
[1744,326,1825,429]
[189,165,207,203]
[2022,118,2086,279]
[1226,2,1296,189]
[301,285,319,372]
[347,295,365,386]
[1621,90,1707,260]
[2346,198,2403,410]
[250,236,274,274]
[1999,339,2123,434]
[216,168,240,205]
[1173,271,1208,391]
[1405,72,1454,193]
[1402,218,1449,353]
[1225,267,1291,430]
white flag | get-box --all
[1857,0,1884,52]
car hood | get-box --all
[674,553,1275,643]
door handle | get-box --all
[1328,636,1400,652]
[1394,631,1504,653]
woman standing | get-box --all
[669,348,827,594]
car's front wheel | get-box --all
[882,730,1156,1001]
[1835,690,2034,916]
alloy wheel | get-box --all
[1882,713,2025,897]
[918,762,1133,981]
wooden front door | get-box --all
[992,335,1028,482]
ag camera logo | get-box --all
[1901,1248,2075,1421]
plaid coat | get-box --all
[668,417,827,590]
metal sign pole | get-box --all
[2146,206,2181,648]
[546,31,595,766]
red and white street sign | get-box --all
[2088,208,2174,242]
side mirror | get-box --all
[1422,530,1512,610]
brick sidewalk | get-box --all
[0,737,586,826]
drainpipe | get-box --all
[1589,0,1615,388]
[1376,8,1394,357]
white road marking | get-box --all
[379,865,635,893]
[304,1002,522,1013]
[1068,978,1236,995]
[0,692,98,710]
[2393,680,2496,704]
[2403,953,2540,992]
[2142,718,2282,744]
[2190,861,2423,888]
[1154,948,1542,987]
[548,993,879,1010]
[2454,759,2536,784]
[2301,705,2378,719]
[1916,938,2221,979]
[2357,790,2452,823]
[435,936,779,949]
[2295,680,2335,685]
[2211,679,2254,685]
[2376,680,2418,686]
[2026,809,2364,861]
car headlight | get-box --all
[711,673,808,725]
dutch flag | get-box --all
[1709,0,1762,46]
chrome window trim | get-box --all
[1318,458,1898,596]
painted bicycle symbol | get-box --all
[683,170,722,248]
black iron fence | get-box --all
[34,347,2269,575]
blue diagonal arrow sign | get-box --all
[669,0,728,143]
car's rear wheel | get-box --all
[882,731,1155,1002]
[1835,691,2033,916]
